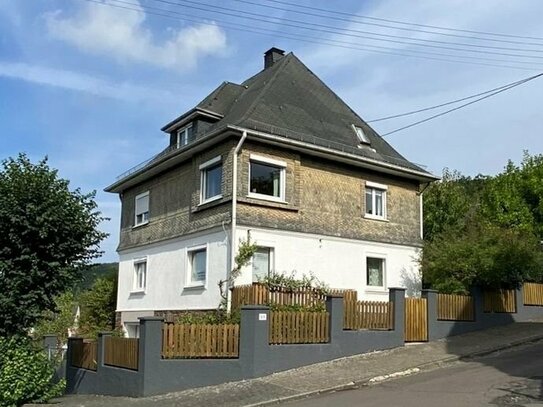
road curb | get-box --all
[247,333,543,407]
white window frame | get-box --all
[132,257,147,293]
[365,255,387,291]
[134,191,149,227]
[186,244,208,288]
[364,181,388,221]
[199,156,223,205]
[124,323,140,338]
[176,124,192,148]
[251,246,275,282]
[352,124,370,144]
[248,154,287,203]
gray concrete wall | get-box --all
[67,289,405,397]
[423,286,542,341]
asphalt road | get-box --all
[286,342,543,407]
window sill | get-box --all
[132,221,149,229]
[364,214,389,222]
[184,283,206,290]
[247,193,287,204]
[365,288,388,294]
[199,195,223,206]
[129,289,146,295]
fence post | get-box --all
[138,317,164,373]
[239,305,269,378]
[470,286,484,319]
[514,286,523,316]
[96,332,112,372]
[421,289,438,341]
[325,294,344,342]
[389,288,406,336]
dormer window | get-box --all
[352,124,370,145]
[176,124,192,148]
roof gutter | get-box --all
[226,125,439,183]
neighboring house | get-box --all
[105,47,438,336]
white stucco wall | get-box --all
[236,227,421,301]
[116,227,230,313]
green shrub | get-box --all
[0,337,65,406]
[176,310,241,325]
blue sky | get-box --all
[1,0,543,262]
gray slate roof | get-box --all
[194,52,429,174]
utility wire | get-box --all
[255,0,543,42]
[368,74,540,122]
[230,0,543,47]
[81,0,543,71]
[143,0,543,59]
[379,72,543,137]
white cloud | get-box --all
[0,61,177,102]
[45,0,227,70]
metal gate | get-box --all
[405,297,428,342]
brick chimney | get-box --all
[264,47,285,69]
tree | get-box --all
[32,292,77,346]
[77,274,117,338]
[0,154,107,337]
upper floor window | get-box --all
[187,246,207,287]
[366,257,385,288]
[133,258,147,292]
[176,124,192,148]
[249,154,286,202]
[199,156,222,204]
[365,181,387,220]
[134,191,149,226]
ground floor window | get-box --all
[252,247,273,282]
[124,323,140,338]
[187,246,207,286]
[366,257,385,288]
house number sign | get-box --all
[259,313,267,321]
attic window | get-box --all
[352,125,370,145]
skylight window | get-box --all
[352,124,370,145]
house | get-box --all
[105,47,438,336]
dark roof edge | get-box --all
[160,107,224,133]
[228,125,439,182]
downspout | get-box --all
[227,130,248,313]
[418,182,430,240]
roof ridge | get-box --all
[234,54,293,127]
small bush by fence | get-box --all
[162,323,240,358]
[483,289,516,313]
[269,311,330,344]
[437,293,474,321]
[231,283,357,310]
[104,337,139,371]
[71,340,97,371]
[523,282,543,306]
[344,300,393,330]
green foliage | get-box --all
[176,309,241,325]
[78,275,118,338]
[0,154,107,337]
[77,262,118,292]
[422,153,543,291]
[32,292,77,346]
[219,236,258,305]
[0,337,65,406]
[268,303,326,313]
[259,271,329,295]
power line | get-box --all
[143,0,543,59]
[229,0,543,47]
[379,72,543,137]
[255,0,543,42]
[80,0,543,71]
[367,74,539,122]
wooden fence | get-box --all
[162,323,240,358]
[344,300,393,330]
[104,337,139,371]
[231,283,357,310]
[437,293,474,321]
[523,282,543,306]
[483,289,516,313]
[405,298,428,342]
[269,311,330,344]
[71,340,97,371]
